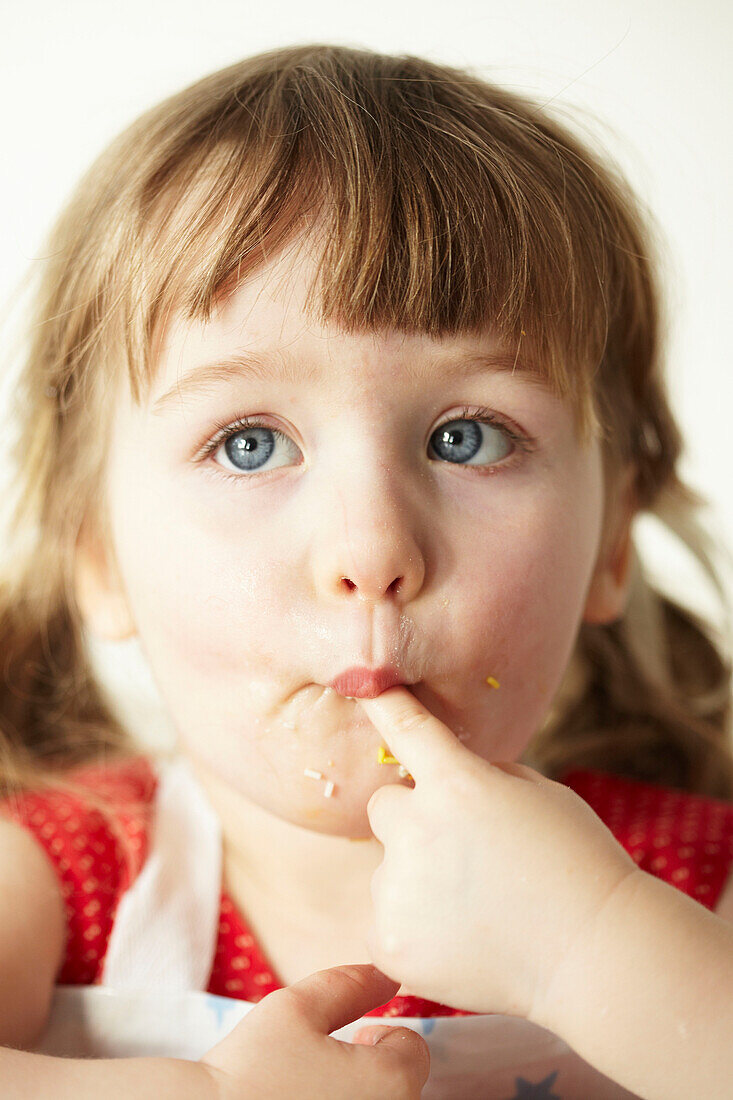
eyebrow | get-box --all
[152,348,549,414]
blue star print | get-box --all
[205,992,235,1030]
[507,1070,561,1098]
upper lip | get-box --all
[329,666,412,698]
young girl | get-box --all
[0,42,731,1099]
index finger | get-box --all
[359,685,467,781]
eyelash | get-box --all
[195,405,537,484]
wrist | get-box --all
[196,1059,233,1100]
[528,865,646,1036]
[526,864,733,1100]
[172,1059,225,1100]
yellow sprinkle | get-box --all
[486,676,500,689]
[377,745,400,766]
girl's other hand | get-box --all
[199,963,430,1100]
[360,687,640,1022]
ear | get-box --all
[583,463,638,626]
[74,521,137,642]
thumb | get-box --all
[353,1024,431,1085]
[267,964,401,1035]
[353,1024,410,1045]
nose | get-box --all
[338,570,405,600]
[313,475,427,607]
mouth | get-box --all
[329,666,414,699]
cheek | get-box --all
[107,482,353,824]
[455,483,599,638]
[108,457,296,726]
[450,484,602,757]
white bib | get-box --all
[101,755,222,993]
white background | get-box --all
[1,0,731,640]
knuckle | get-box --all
[367,785,390,817]
[368,939,393,976]
[370,923,405,973]
[395,709,429,734]
[263,984,306,1023]
[367,784,406,831]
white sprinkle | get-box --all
[304,768,323,780]
[282,721,295,729]
[323,780,335,798]
[398,766,410,778]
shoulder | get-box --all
[0,816,67,1045]
[0,753,160,985]
[560,768,733,914]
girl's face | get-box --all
[94,234,611,836]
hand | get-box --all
[360,686,639,1021]
[199,963,430,1100]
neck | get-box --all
[185,752,384,923]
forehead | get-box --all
[150,234,552,408]
[157,234,439,367]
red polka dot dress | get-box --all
[2,755,732,1019]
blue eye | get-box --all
[220,424,292,473]
[198,406,534,483]
[428,417,511,466]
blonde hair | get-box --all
[1,42,731,809]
